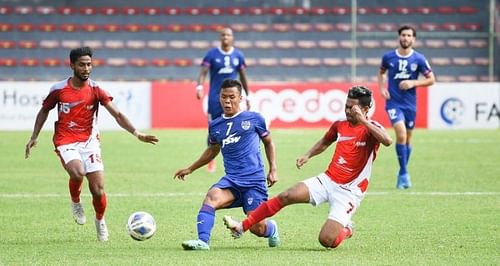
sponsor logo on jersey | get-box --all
[222,133,241,148]
[218,67,235,74]
[337,134,355,142]
[394,72,410,79]
[337,156,347,165]
[86,104,94,110]
[241,120,250,130]
[355,141,366,147]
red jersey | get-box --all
[42,78,113,147]
[323,119,383,186]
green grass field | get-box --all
[1,129,499,265]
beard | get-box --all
[74,71,89,81]
[399,40,412,49]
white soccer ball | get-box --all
[126,211,156,241]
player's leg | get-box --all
[206,112,219,173]
[57,144,87,225]
[318,219,353,248]
[397,109,416,189]
[242,188,281,247]
[87,170,109,241]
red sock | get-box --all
[68,178,83,203]
[243,197,283,231]
[92,193,107,220]
[332,227,350,248]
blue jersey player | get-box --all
[377,25,435,189]
[195,27,250,173]
[175,79,278,251]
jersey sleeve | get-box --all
[96,87,113,106]
[367,120,385,143]
[201,49,212,67]
[41,87,60,111]
[238,51,247,70]
[418,55,433,77]
[254,113,269,138]
[324,121,339,142]
[379,53,389,72]
[207,123,218,145]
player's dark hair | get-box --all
[70,46,93,63]
[221,79,242,94]
[348,86,372,107]
[398,25,416,37]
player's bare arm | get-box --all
[25,107,50,159]
[174,144,221,180]
[296,137,334,169]
[399,72,436,90]
[103,102,158,145]
[239,68,251,110]
[377,69,390,99]
[261,135,277,187]
[196,66,209,100]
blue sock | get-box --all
[406,144,412,166]
[396,144,408,175]
[197,204,215,244]
[263,220,276,238]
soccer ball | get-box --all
[126,211,156,241]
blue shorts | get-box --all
[212,176,268,213]
[385,105,416,129]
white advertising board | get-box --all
[428,83,500,129]
[0,81,151,131]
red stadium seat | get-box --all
[144,7,162,15]
[79,7,97,15]
[430,57,451,66]
[36,6,56,15]
[373,7,392,15]
[437,75,456,82]
[254,40,274,49]
[318,40,338,49]
[124,24,143,32]
[15,6,33,15]
[184,7,203,15]
[382,40,399,48]
[102,24,122,32]
[463,23,481,31]
[424,39,446,48]
[447,39,467,48]
[164,7,182,15]
[169,40,189,49]
[101,7,119,15]
[234,40,253,49]
[414,7,434,15]
[17,23,35,32]
[107,58,127,67]
[83,40,103,49]
[244,58,257,67]
[0,40,15,49]
[104,40,124,49]
[57,7,77,15]
[293,23,312,32]
[208,24,225,32]
[365,57,381,66]
[360,40,380,48]
[297,40,317,49]
[289,7,308,15]
[126,40,146,49]
[0,58,16,66]
[18,40,37,49]
[394,7,413,14]
[60,24,80,32]
[323,58,343,66]
[147,40,168,49]
[357,23,376,32]
[468,39,488,48]
[457,76,478,82]
[226,7,244,15]
[190,40,210,49]
[0,6,13,15]
[272,24,291,32]
[309,7,329,15]
[230,23,250,32]
[187,24,206,32]
[251,23,270,32]
[165,24,185,32]
[344,58,364,66]
[43,58,62,67]
[258,58,279,67]
[336,23,352,32]
[173,58,193,67]
[247,7,268,15]
[81,24,102,32]
[39,40,59,49]
[331,7,349,15]
[452,57,472,66]
[458,6,478,15]
[280,58,300,67]
[61,40,82,49]
[39,24,57,32]
[356,7,371,15]
[442,23,462,31]
[378,23,398,32]
[145,24,164,32]
[275,40,295,49]
[436,6,456,15]
[151,58,170,67]
[129,58,149,67]
[20,58,39,67]
[122,7,140,15]
[0,23,13,32]
[206,7,224,15]
[339,40,355,49]
[314,23,334,32]
[301,58,322,67]
[420,23,440,31]
[269,7,288,15]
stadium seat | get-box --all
[104,40,124,49]
[365,57,380,66]
[356,7,371,15]
[101,7,119,15]
[20,58,39,67]
[184,7,203,15]
[458,6,478,15]
[144,7,162,15]
[463,23,481,31]
[102,24,122,32]
[169,40,189,49]
[61,40,81,49]
[79,7,97,15]
[430,57,451,66]
[323,58,343,66]
[233,40,252,49]
[289,7,308,15]
[230,23,250,32]
[251,23,270,32]
[468,39,488,48]
[357,23,376,32]
[190,40,210,49]
[297,40,317,49]
[473,57,489,66]
[0,40,16,49]
[15,6,33,15]
[331,7,349,15]
[18,40,37,49]
[147,40,168,49]
[166,24,185,32]
[39,24,57,32]
[126,40,146,49]
[344,58,364,66]
[272,24,291,32]
[336,23,352,32]
[442,23,462,31]
[57,7,77,15]
[81,24,101,32]
[43,58,62,67]
[244,58,257,67]
[0,6,13,15]
[420,23,440,31]
[437,75,456,82]
[383,40,399,48]
[314,23,334,32]
[279,58,300,67]
[339,40,355,49]
[150,58,169,67]
[60,24,80,32]
[254,40,274,49]
[83,40,103,49]
[447,39,467,48]
[318,40,338,49]
[258,58,279,67]
[414,7,434,15]
[301,58,322,67]
[40,40,59,49]
[394,7,413,14]
[0,23,13,32]
[0,58,16,67]
[275,40,295,49]
[187,24,206,32]
[373,7,392,15]
[378,23,398,32]
[206,7,224,15]
[107,58,127,67]
[457,75,478,82]
[269,7,288,15]
[145,24,164,32]
[164,7,181,15]
[173,58,193,67]
[424,39,446,48]
[129,58,149,67]
[247,7,267,15]
[360,40,380,48]
[17,23,35,32]
[293,23,312,32]
[124,24,143,32]
[36,6,56,15]
[451,57,472,66]
[436,6,456,15]
[208,24,225,32]
[226,7,244,15]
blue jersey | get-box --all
[380,49,432,109]
[202,47,246,119]
[208,111,268,187]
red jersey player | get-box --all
[224,86,392,249]
[25,47,159,241]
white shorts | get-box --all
[56,136,104,174]
[302,173,364,227]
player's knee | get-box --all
[67,168,85,179]
[277,191,293,205]
[89,183,104,197]
[318,234,336,248]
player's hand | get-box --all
[380,89,390,99]
[351,105,367,124]
[399,80,415,90]
[174,168,192,181]
[25,139,37,159]
[296,155,309,169]
[266,169,278,187]
[246,98,251,110]
[196,85,203,100]
[135,132,159,145]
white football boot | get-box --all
[71,202,86,225]
[95,218,109,242]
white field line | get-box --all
[0,191,499,198]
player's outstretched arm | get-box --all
[239,68,251,110]
[262,135,277,187]
[195,66,209,100]
[173,145,220,181]
[352,105,392,146]
[25,108,50,159]
[377,69,390,99]
[296,136,334,169]
[104,102,159,145]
